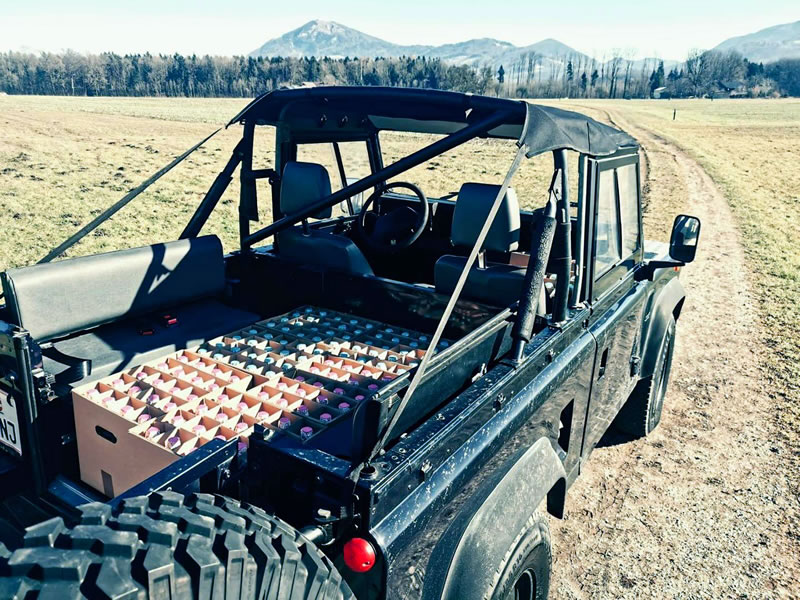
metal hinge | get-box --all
[630,355,641,377]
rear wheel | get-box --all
[0,491,353,600]
[616,317,676,437]
[489,512,551,600]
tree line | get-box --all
[0,48,797,98]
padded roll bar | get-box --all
[510,177,558,362]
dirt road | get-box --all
[549,110,798,599]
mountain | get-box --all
[713,20,800,63]
[250,20,591,69]
[250,20,429,60]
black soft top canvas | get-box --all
[229,86,638,158]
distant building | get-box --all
[652,86,668,99]
[713,80,747,98]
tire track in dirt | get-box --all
[549,108,797,599]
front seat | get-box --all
[276,161,373,276]
[434,183,526,307]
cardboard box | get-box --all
[72,391,179,497]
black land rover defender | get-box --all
[0,87,699,599]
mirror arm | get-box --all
[636,259,685,281]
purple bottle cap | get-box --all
[275,398,288,408]
[137,413,152,424]
[277,382,288,391]
[164,402,176,411]
[258,391,269,400]
[313,382,324,388]
[173,415,185,426]
[129,386,141,395]
[355,394,365,401]
[112,378,124,386]
[300,426,314,440]
[209,383,220,391]
[192,377,203,384]
[145,426,160,439]
[297,389,307,397]
[148,394,160,404]
[230,375,240,382]
[171,387,181,394]
[219,394,229,403]
[317,395,329,405]
[157,362,168,370]
[120,404,133,415]
[362,370,372,377]
[256,410,269,420]
[295,375,306,382]
[338,402,351,411]
[368,384,379,391]
[278,417,291,429]
[237,402,248,411]
[235,422,248,432]
[212,368,223,376]
[237,441,248,452]
[86,388,97,396]
[296,405,309,415]
[152,378,163,387]
[192,425,206,434]
[187,394,199,401]
[215,413,227,423]
[333,387,345,395]
[172,367,184,376]
[166,436,181,449]
[215,435,226,441]
[197,404,207,415]
[320,412,333,423]
[136,372,147,380]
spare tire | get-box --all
[0,491,353,600]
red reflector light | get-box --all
[343,537,376,573]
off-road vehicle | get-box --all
[0,87,700,599]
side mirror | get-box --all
[669,214,701,263]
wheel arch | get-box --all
[641,276,684,379]
[421,437,565,600]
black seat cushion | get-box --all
[1,236,226,342]
[45,299,259,382]
[277,228,374,277]
[277,161,373,277]
[435,255,525,307]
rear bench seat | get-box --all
[0,235,259,383]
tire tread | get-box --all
[0,492,353,600]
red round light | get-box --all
[342,537,376,573]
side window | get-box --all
[617,164,640,257]
[594,168,621,279]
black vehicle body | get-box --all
[0,87,697,599]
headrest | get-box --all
[1,236,225,342]
[280,161,333,219]
[451,183,520,253]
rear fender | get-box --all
[422,437,565,600]
[640,276,685,379]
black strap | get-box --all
[41,345,92,384]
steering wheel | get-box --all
[356,182,430,251]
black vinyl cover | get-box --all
[228,86,638,158]
[1,236,226,342]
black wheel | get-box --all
[615,317,676,437]
[489,512,551,600]
[0,491,353,600]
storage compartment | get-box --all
[72,305,460,496]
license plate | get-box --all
[0,390,22,455]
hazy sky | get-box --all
[1,0,797,60]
